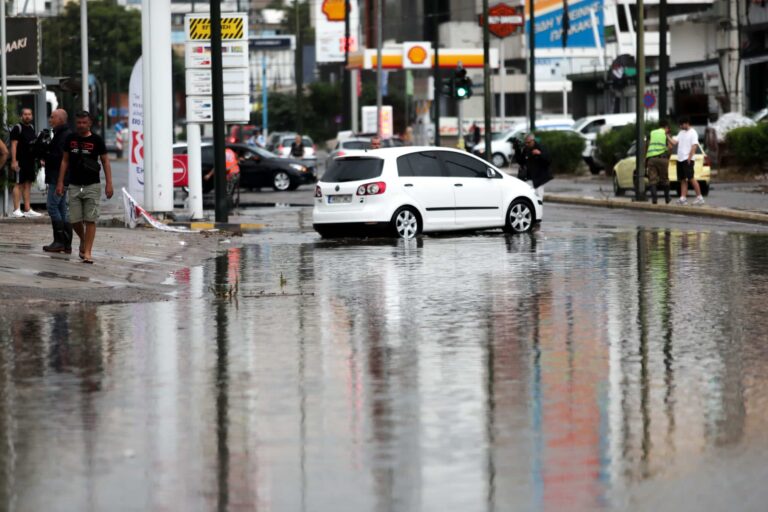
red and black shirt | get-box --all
[65,132,107,185]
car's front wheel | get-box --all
[273,171,292,191]
[492,152,507,168]
[391,206,421,239]
[504,199,534,234]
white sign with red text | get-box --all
[128,57,144,203]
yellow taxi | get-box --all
[613,142,711,197]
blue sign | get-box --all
[643,92,656,109]
[526,0,604,50]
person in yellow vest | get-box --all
[646,119,672,204]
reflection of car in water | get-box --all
[613,142,711,197]
[313,146,543,239]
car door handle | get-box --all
[454,183,463,187]
[404,183,413,187]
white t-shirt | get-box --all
[676,128,699,161]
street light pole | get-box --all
[80,0,89,111]
[432,0,440,146]
[528,0,535,132]
[659,0,667,118]
[634,0,646,201]
[1,0,7,216]
[482,0,491,161]
[375,0,382,137]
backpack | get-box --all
[33,128,52,159]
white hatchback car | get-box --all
[313,147,543,239]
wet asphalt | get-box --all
[2,199,768,510]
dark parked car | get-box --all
[227,143,317,191]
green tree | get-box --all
[41,1,142,96]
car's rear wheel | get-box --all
[315,226,336,238]
[391,207,420,239]
[273,171,292,191]
[613,176,625,196]
[492,152,507,168]
[504,199,534,234]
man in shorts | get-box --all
[10,108,43,217]
[645,119,672,204]
[670,116,704,205]
[55,111,113,264]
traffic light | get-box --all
[454,66,472,100]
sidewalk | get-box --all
[0,222,230,305]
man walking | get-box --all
[514,134,552,199]
[646,119,672,204]
[671,116,704,205]
[55,111,113,264]
[42,109,73,253]
[10,108,43,218]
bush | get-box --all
[725,124,768,167]
[595,121,674,173]
[536,130,585,174]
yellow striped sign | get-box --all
[186,14,247,41]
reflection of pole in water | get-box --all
[660,231,676,448]
[636,229,651,472]
[214,253,230,512]
[0,322,17,510]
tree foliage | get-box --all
[41,1,142,94]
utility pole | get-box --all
[211,0,228,222]
[375,0,383,136]
[482,0,491,161]
[343,0,351,130]
[432,0,441,146]
[295,0,304,134]
[658,0,667,118]
[81,0,89,111]
[528,0,535,132]
[634,0,646,201]
[1,0,7,215]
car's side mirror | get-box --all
[486,168,496,178]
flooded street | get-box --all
[2,205,768,511]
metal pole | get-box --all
[81,0,89,111]
[483,0,491,161]
[457,100,464,149]
[1,0,7,216]
[499,39,505,131]
[343,0,350,130]
[635,0,646,201]
[432,0,440,146]
[375,0,382,136]
[528,0,535,132]
[187,123,204,219]
[659,0,667,118]
[141,1,153,209]
[351,69,359,133]
[262,53,268,140]
[295,0,303,134]
[210,0,228,222]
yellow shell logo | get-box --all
[322,0,346,22]
[407,46,428,65]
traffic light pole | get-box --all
[432,0,441,146]
[482,0,491,161]
[528,0,536,132]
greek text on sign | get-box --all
[185,13,248,41]
[186,68,250,96]
[185,42,249,69]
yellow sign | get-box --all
[186,14,247,41]
[321,0,346,22]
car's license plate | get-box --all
[328,194,352,204]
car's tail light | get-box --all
[336,151,345,158]
[227,136,236,144]
[356,182,387,195]
[315,186,322,198]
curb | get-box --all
[546,194,768,225]
[167,222,266,234]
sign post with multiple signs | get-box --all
[184,12,250,220]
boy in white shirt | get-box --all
[670,116,705,205]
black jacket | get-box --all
[44,124,72,185]
[514,142,553,188]
[290,141,305,158]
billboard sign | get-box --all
[315,0,360,62]
[5,17,39,76]
[525,0,603,50]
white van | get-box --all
[472,117,575,168]
[574,112,658,173]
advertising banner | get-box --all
[525,0,603,51]
[128,57,144,203]
[315,0,360,63]
[5,17,39,76]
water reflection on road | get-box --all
[2,221,768,511]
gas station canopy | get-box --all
[347,44,499,70]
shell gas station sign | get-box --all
[348,45,499,70]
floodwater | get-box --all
[2,208,768,511]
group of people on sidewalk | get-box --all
[4,108,113,264]
[646,116,705,206]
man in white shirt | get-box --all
[670,116,704,205]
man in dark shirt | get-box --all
[513,134,552,200]
[55,111,113,264]
[10,108,42,217]
[290,134,305,158]
[42,109,73,253]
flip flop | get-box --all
[79,246,85,260]
[82,259,93,264]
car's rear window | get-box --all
[343,140,371,150]
[323,157,383,182]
